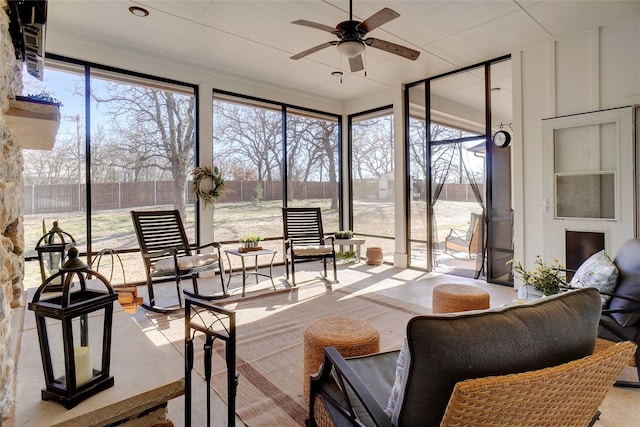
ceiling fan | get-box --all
[290,0,420,72]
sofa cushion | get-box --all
[607,275,640,327]
[570,250,619,304]
[292,246,333,256]
[343,350,400,427]
[394,287,601,427]
[153,253,218,273]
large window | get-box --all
[211,93,341,268]
[22,57,197,288]
[350,107,394,262]
[286,108,339,232]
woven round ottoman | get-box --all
[303,316,380,397]
[432,283,490,314]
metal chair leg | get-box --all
[184,298,237,427]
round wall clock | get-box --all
[492,130,511,148]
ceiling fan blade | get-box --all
[359,8,400,33]
[290,42,335,60]
[291,20,338,34]
[349,55,364,72]
[368,38,420,60]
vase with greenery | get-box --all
[508,256,568,296]
[239,234,263,248]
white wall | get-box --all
[513,13,640,272]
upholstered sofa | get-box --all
[308,287,605,427]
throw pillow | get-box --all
[570,250,619,304]
[385,337,408,420]
[608,275,640,327]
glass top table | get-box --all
[224,248,278,297]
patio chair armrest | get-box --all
[193,241,223,252]
[284,238,294,253]
[310,346,392,427]
[601,291,640,316]
[323,235,336,247]
[142,247,177,259]
[601,290,640,304]
[446,228,467,239]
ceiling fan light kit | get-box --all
[290,0,419,73]
[337,40,365,58]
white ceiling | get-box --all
[45,0,640,106]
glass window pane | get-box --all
[351,109,394,262]
[408,83,428,268]
[22,64,87,289]
[556,173,615,219]
[88,71,196,285]
[430,68,486,140]
[212,94,283,248]
[286,108,340,233]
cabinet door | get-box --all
[542,107,634,263]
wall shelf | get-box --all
[4,97,61,150]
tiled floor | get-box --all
[134,261,639,426]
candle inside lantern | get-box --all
[74,346,93,386]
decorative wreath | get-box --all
[192,166,225,208]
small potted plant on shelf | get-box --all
[6,91,62,150]
[15,90,63,106]
[239,234,263,252]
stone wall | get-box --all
[0,0,25,421]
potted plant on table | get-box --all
[334,230,353,240]
[239,234,263,252]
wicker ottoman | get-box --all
[303,316,380,397]
[432,283,490,314]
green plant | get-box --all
[239,233,263,243]
[508,256,568,296]
[192,166,225,208]
[253,183,263,202]
[336,250,356,261]
[20,90,62,105]
[335,230,353,239]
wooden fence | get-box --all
[23,180,479,214]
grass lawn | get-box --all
[22,199,480,288]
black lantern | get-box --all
[28,247,118,409]
[35,221,76,292]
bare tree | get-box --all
[352,115,394,180]
[92,83,195,218]
[213,101,282,187]
[286,114,339,209]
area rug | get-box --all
[147,282,429,426]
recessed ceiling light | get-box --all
[129,6,149,17]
